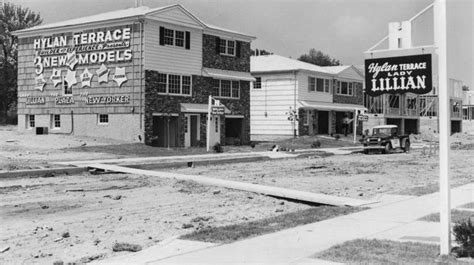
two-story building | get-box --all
[250,55,365,139]
[14,4,255,148]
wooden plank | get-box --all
[86,163,376,207]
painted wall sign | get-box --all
[33,27,133,70]
[113,67,127,87]
[50,68,62,86]
[55,96,75,105]
[86,95,131,105]
[35,74,46,91]
[26,96,46,105]
[364,54,432,96]
[80,68,93,88]
[96,64,109,83]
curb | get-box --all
[0,167,88,179]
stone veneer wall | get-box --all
[332,83,364,105]
[202,34,251,72]
[144,70,250,146]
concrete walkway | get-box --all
[96,182,473,265]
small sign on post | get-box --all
[211,106,225,115]
[358,115,369,122]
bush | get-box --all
[112,242,142,252]
[334,135,341,141]
[213,143,223,153]
[250,142,256,148]
[311,140,321,148]
[452,219,474,258]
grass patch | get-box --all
[419,209,474,223]
[395,183,439,196]
[179,206,362,244]
[314,239,470,265]
[460,202,474,209]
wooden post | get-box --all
[434,0,451,256]
[206,95,212,152]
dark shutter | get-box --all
[185,31,190,49]
[159,26,165,45]
[236,41,241,58]
[215,37,221,54]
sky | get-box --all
[12,0,473,87]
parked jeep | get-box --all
[362,125,410,154]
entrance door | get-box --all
[318,111,329,134]
[152,116,179,147]
[190,115,198,146]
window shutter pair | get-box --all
[185,31,190,50]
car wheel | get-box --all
[382,143,392,154]
[403,141,411,152]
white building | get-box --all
[250,55,365,139]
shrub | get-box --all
[311,140,321,148]
[452,219,474,258]
[250,142,256,148]
[334,134,341,140]
[112,242,142,252]
[213,143,223,153]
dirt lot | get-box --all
[166,149,474,199]
[0,172,312,264]
[1,126,473,264]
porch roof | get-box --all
[299,101,367,112]
[180,103,231,114]
[202,68,256,82]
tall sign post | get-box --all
[434,0,451,255]
[207,95,212,152]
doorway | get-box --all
[317,111,329,134]
[152,116,179,147]
[225,118,243,145]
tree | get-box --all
[297,48,340,66]
[0,3,42,124]
[462,85,470,91]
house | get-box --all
[250,55,365,139]
[14,4,255,148]
[462,90,474,132]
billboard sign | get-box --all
[365,54,432,96]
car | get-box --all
[362,125,410,154]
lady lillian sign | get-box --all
[364,54,432,96]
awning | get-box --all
[202,68,256,82]
[299,101,367,112]
[180,103,231,114]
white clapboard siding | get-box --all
[144,20,202,75]
[250,76,299,135]
[147,6,202,28]
[297,72,333,102]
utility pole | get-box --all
[434,0,451,256]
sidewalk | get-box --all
[96,183,473,265]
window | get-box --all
[219,38,236,56]
[175,30,185,47]
[53,114,61,128]
[324,79,331,93]
[164,28,174,45]
[389,95,400,108]
[336,81,355,96]
[308,77,316,92]
[254,77,261,89]
[157,73,167,93]
[168,74,181,94]
[221,80,231,97]
[28,115,35,128]
[160,26,190,49]
[213,79,240,99]
[316,78,324,92]
[303,110,311,126]
[98,114,109,125]
[154,73,192,96]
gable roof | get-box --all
[251,55,333,75]
[14,4,255,39]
